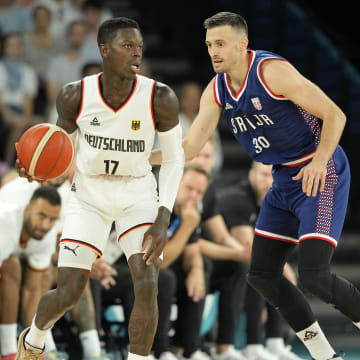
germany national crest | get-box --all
[131,120,141,131]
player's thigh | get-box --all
[115,200,158,260]
[297,149,350,246]
[59,196,113,270]
[255,189,299,244]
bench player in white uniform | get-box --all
[0,187,61,360]
[15,17,184,360]
[0,173,114,360]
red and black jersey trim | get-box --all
[59,238,102,258]
[75,79,84,122]
[118,223,153,242]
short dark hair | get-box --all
[97,17,140,46]
[30,186,61,206]
[203,11,248,36]
[183,163,211,182]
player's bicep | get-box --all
[263,60,341,120]
[55,81,82,134]
[153,83,180,132]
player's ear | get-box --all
[99,43,109,58]
[239,36,248,51]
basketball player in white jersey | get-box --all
[0,186,61,360]
[15,17,184,360]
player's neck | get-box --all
[226,51,251,93]
[100,72,135,107]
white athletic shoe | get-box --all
[269,345,305,360]
[243,345,277,360]
[210,346,247,360]
[159,352,181,360]
[184,350,212,360]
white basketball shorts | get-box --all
[58,170,158,270]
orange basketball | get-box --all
[17,123,74,180]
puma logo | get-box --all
[64,245,80,256]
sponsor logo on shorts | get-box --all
[90,117,100,126]
[303,330,318,341]
[71,183,76,192]
[64,245,80,256]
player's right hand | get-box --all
[14,143,41,183]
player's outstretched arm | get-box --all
[142,83,184,265]
[183,78,221,161]
[262,60,346,196]
[149,78,221,165]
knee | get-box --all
[133,273,158,303]
[1,255,21,285]
[298,268,332,302]
[247,270,281,307]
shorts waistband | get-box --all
[281,151,316,167]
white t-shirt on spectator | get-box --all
[0,62,38,108]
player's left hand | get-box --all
[142,207,171,266]
[292,159,327,197]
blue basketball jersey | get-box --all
[214,49,320,165]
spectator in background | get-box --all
[190,139,249,360]
[23,4,64,116]
[29,0,82,41]
[23,5,64,81]
[45,19,87,123]
[0,0,30,36]
[81,0,112,63]
[178,82,223,176]
[162,164,211,360]
[0,33,39,164]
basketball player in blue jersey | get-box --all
[151,11,360,360]
[15,17,184,360]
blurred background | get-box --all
[1,0,360,358]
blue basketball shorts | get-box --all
[255,146,350,247]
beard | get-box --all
[23,217,47,240]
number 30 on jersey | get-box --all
[253,136,270,153]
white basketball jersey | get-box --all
[75,74,156,177]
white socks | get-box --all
[25,317,50,350]
[0,323,17,356]
[79,329,101,357]
[296,321,335,360]
[44,331,57,353]
[128,352,151,360]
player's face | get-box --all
[101,28,143,79]
[176,170,209,207]
[205,25,247,73]
[249,163,273,200]
[24,198,60,240]
[191,141,215,174]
